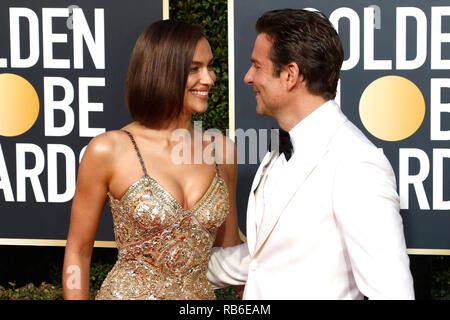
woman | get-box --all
[62,20,241,300]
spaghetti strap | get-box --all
[211,135,220,177]
[121,129,149,177]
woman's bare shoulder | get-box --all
[82,130,129,163]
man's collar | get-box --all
[288,100,337,154]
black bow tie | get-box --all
[270,128,293,161]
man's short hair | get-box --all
[255,9,344,100]
[125,20,205,128]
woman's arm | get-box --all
[211,136,245,296]
[213,136,241,248]
[62,134,114,299]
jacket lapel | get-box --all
[246,150,277,255]
[250,151,276,194]
[254,102,348,254]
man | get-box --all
[207,9,414,299]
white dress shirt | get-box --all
[258,101,335,232]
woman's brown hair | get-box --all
[125,20,205,128]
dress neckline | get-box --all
[109,129,225,212]
[107,173,223,213]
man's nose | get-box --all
[244,68,253,85]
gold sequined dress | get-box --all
[95,130,229,300]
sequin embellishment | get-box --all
[95,131,229,300]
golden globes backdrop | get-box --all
[0,0,167,246]
[229,0,450,254]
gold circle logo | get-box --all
[0,73,40,137]
[359,75,425,141]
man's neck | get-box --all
[276,94,328,132]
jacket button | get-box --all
[250,260,258,271]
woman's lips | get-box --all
[190,88,210,100]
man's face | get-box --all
[244,33,285,117]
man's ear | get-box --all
[284,62,303,90]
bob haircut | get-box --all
[125,20,205,128]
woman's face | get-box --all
[183,37,216,115]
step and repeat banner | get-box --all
[0,1,166,246]
[0,0,448,254]
[230,0,450,253]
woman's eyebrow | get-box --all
[191,58,214,65]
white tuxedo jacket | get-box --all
[208,101,415,299]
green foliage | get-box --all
[170,0,229,133]
[0,282,63,300]
[431,256,450,300]
[215,286,241,300]
[89,261,115,293]
[1,259,114,300]
[47,251,115,299]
